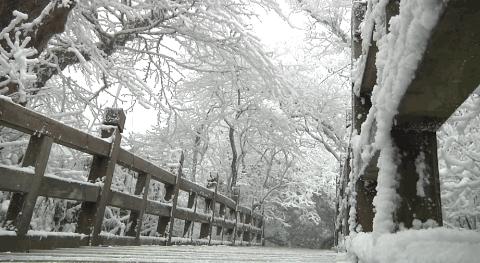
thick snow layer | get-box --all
[351,0,446,234]
[370,0,445,234]
[347,228,480,263]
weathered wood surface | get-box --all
[0,100,259,217]
[77,111,123,245]
[340,0,480,238]
[4,135,53,236]
[395,0,480,130]
[0,166,262,235]
[0,245,338,263]
[0,99,263,251]
[0,101,110,157]
[126,172,151,239]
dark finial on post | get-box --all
[103,108,126,133]
[207,172,218,189]
[232,186,240,202]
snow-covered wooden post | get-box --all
[217,203,226,239]
[183,191,197,237]
[258,207,265,245]
[4,134,53,236]
[392,130,442,227]
[336,1,370,239]
[199,197,212,239]
[208,174,219,245]
[189,192,199,242]
[243,208,252,243]
[167,152,184,245]
[237,212,245,245]
[224,207,235,240]
[347,0,480,235]
[157,183,174,236]
[231,186,240,244]
[77,108,125,246]
[350,0,376,234]
[343,0,402,235]
[126,172,151,241]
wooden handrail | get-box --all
[0,99,264,251]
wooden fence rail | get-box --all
[336,0,480,242]
[0,99,264,251]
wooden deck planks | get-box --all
[0,246,338,262]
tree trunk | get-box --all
[228,124,238,191]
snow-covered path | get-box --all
[0,245,342,262]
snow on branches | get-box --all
[0,0,75,104]
[0,11,38,103]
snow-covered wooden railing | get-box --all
[337,0,480,243]
[0,99,264,251]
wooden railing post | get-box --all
[224,207,235,240]
[77,108,125,246]
[231,187,240,245]
[208,174,219,245]
[260,206,265,246]
[183,191,197,237]
[189,193,198,241]
[251,215,256,244]
[217,203,226,240]
[167,152,184,245]
[126,172,151,241]
[199,197,212,239]
[243,212,251,243]
[4,134,53,236]
[156,183,174,236]
[238,212,245,245]
[0,101,281,250]
[393,129,443,228]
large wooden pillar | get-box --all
[351,0,377,233]
[392,128,443,228]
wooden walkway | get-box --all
[0,246,339,262]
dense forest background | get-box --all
[0,0,478,249]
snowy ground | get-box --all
[0,245,344,262]
[347,228,480,263]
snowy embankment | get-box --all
[347,0,480,262]
[347,228,480,263]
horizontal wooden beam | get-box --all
[0,166,34,193]
[109,191,144,211]
[0,101,256,220]
[117,149,176,185]
[395,0,480,130]
[178,179,214,199]
[0,166,99,202]
[356,0,480,179]
[0,101,263,248]
[0,100,110,157]
[216,193,236,209]
[0,165,261,232]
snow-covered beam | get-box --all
[349,0,480,233]
[395,0,480,131]
[391,0,478,228]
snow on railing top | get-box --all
[349,0,447,235]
